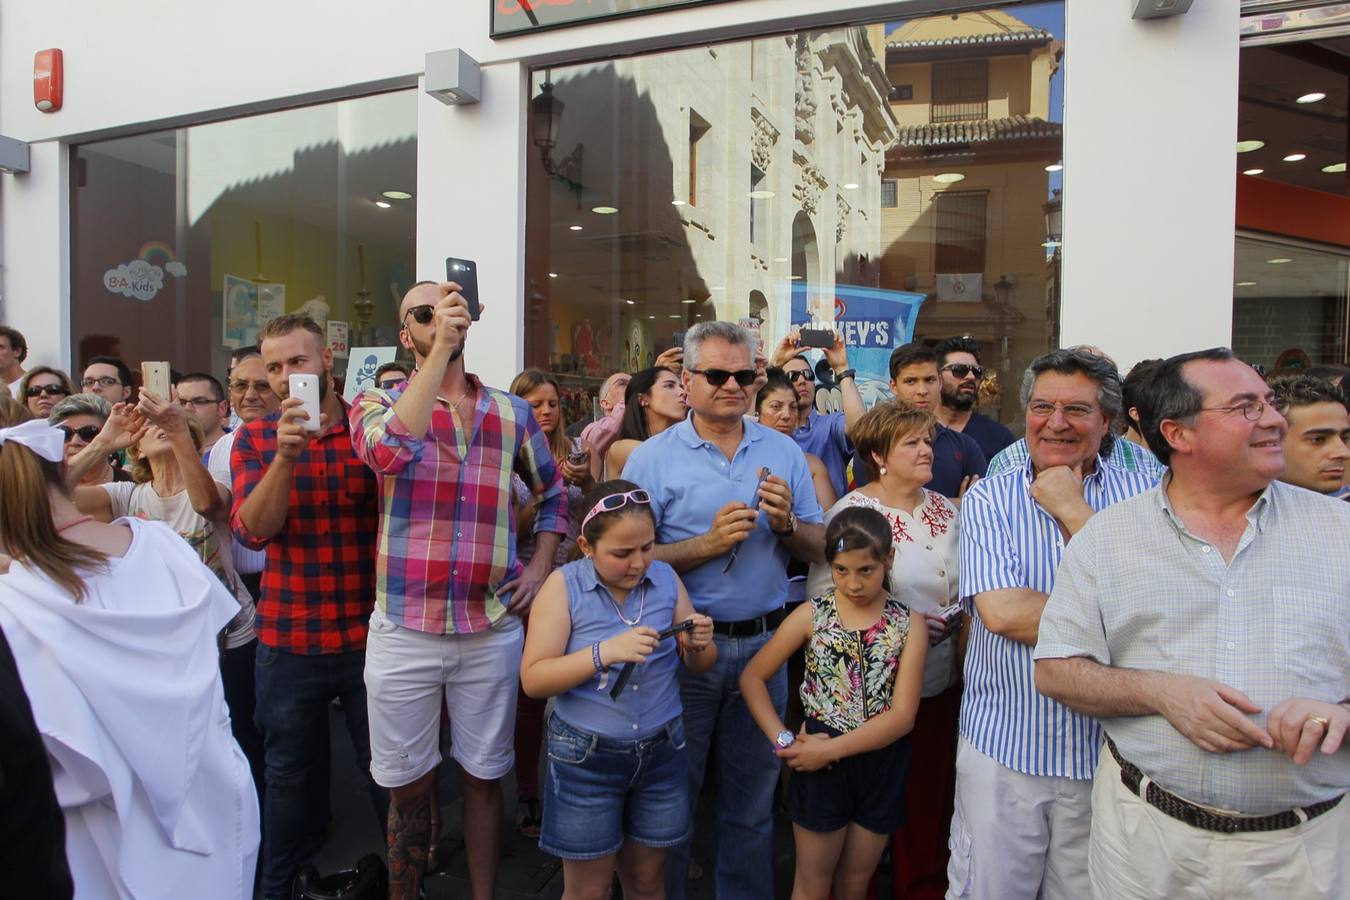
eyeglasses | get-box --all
[690,367,757,388]
[26,384,70,398]
[80,376,124,389]
[178,396,221,408]
[229,379,273,397]
[1027,400,1099,420]
[376,378,405,390]
[785,369,815,384]
[580,489,651,531]
[1200,399,1268,422]
[942,364,985,380]
[57,424,101,443]
[402,305,435,328]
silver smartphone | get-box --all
[288,373,322,432]
[140,361,171,400]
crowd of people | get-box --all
[0,288,1347,900]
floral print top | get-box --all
[800,589,911,733]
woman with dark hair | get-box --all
[0,397,258,897]
[18,366,74,419]
[756,369,838,510]
[604,366,686,478]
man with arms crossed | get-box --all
[351,281,568,900]
[1035,348,1349,899]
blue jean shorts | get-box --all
[539,713,692,861]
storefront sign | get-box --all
[491,0,738,37]
[792,283,927,387]
[343,347,398,403]
[327,320,350,357]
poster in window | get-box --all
[222,275,286,348]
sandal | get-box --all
[516,796,542,839]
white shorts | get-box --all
[365,605,524,787]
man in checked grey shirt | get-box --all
[1035,348,1350,899]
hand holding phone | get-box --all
[288,373,322,433]
[445,257,480,321]
[798,328,835,349]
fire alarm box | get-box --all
[34,49,63,112]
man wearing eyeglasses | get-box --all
[949,348,1155,900]
[624,320,825,900]
[80,356,134,406]
[934,336,1014,460]
[769,330,865,500]
[350,280,568,900]
[175,372,230,455]
[1034,348,1350,898]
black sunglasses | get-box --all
[785,369,815,384]
[402,305,435,327]
[690,367,757,388]
[26,384,70,398]
[58,424,101,443]
[942,364,986,380]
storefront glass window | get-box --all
[72,90,417,382]
[524,4,1065,426]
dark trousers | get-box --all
[221,638,265,803]
[254,644,389,899]
[890,682,962,900]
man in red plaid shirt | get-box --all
[230,314,388,900]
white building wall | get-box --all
[1,0,1238,386]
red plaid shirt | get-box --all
[230,401,378,654]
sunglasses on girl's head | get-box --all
[690,367,758,388]
[785,369,815,384]
[580,489,651,530]
[26,384,70,398]
[57,424,101,443]
[942,364,986,380]
[402,304,435,327]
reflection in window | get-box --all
[1233,235,1348,371]
[525,5,1064,426]
[72,91,417,381]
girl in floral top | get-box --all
[741,506,927,900]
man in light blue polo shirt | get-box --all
[950,348,1155,900]
[624,320,825,900]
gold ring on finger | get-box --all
[1308,715,1330,729]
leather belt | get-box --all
[1106,736,1342,834]
[712,607,788,638]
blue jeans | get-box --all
[665,631,786,900]
[254,644,390,899]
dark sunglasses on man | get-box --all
[402,305,436,328]
[785,369,815,384]
[690,367,758,388]
[26,384,70,398]
[941,364,986,380]
[57,424,102,443]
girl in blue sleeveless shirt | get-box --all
[521,479,715,897]
[741,506,927,900]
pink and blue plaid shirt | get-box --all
[350,373,568,635]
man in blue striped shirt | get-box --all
[950,349,1156,900]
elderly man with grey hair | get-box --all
[947,348,1157,900]
[48,392,130,486]
[623,320,825,900]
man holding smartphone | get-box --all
[229,314,387,900]
[350,280,568,900]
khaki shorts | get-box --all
[364,606,523,787]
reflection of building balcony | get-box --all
[887,114,1062,163]
[886,28,1056,61]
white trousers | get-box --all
[946,737,1093,900]
[1089,749,1350,900]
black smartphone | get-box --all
[672,330,687,348]
[798,327,834,349]
[445,257,480,320]
[657,619,696,641]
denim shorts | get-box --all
[539,713,692,861]
[787,717,912,835]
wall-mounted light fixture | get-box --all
[530,81,585,208]
[1131,0,1193,19]
[425,49,481,106]
[0,135,31,175]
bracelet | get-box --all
[771,512,797,537]
[833,368,856,381]
[592,641,604,673]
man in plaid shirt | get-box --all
[230,314,387,900]
[351,281,567,900]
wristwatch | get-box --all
[775,730,796,749]
[771,511,797,537]
[833,368,857,381]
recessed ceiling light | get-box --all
[1236,140,1265,153]
[381,190,413,200]
[1045,163,1063,172]
[1283,153,1307,162]
[1267,258,1293,264]
[790,275,804,280]
[748,190,775,199]
[569,224,583,231]
[548,272,558,278]
[1242,168,1265,176]
[773,257,789,263]
[647,315,656,320]
[669,314,681,319]
[933,172,965,184]
[625,299,635,305]
[1236,281,1257,287]
[671,199,686,206]
[591,205,619,215]
[842,183,859,190]
[1323,162,1347,174]
[1296,92,1327,104]
[374,200,392,208]
[694,314,702,319]
[681,298,697,304]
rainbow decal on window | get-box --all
[138,241,186,277]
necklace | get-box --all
[605,580,647,626]
[56,515,95,533]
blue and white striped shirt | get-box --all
[958,456,1156,779]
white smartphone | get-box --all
[288,373,322,432]
[140,361,171,400]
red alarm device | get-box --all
[34,49,63,112]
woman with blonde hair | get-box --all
[0,396,258,898]
[806,401,967,900]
